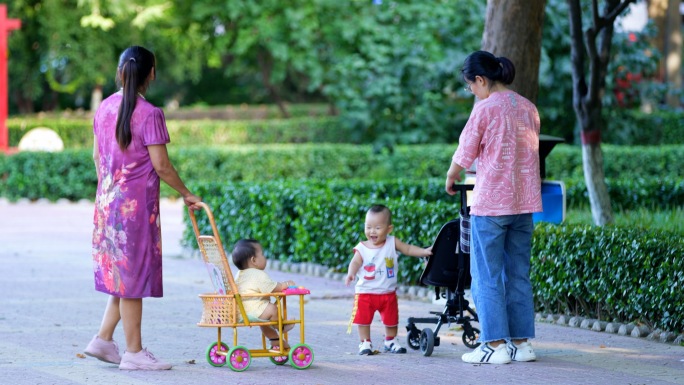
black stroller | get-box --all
[405,184,480,356]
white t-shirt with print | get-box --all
[353,235,399,294]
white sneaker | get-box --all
[462,342,511,364]
[507,341,537,362]
[358,340,373,355]
[383,338,407,354]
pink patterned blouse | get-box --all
[452,91,542,216]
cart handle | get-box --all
[452,183,474,211]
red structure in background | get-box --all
[614,32,644,108]
[0,4,21,153]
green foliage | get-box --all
[565,207,684,234]
[538,0,575,142]
[8,0,681,151]
[538,0,667,143]
[562,176,684,210]
[545,144,684,179]
[2,145,683,207]
[0,150,96,201]
[186,181,684,332]
[605,22,664,109]
[322,0,482,149]
[7,117,93,148]
[11,106,684,150]
[186,180,454,282]
[532,223,684,331]
[602,108,684,145]
[7,116,352,148]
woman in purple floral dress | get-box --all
[84,46,201,370]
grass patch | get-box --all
[565,207,684,234]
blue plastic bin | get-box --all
[532,180,566,224]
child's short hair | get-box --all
[368,204,392,224]
[232,239,260,270]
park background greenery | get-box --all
[2,1,684,334]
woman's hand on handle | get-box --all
[183,193,202,211]
[445,161,464,195]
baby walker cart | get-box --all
[405,183,480,356]
[189,202,314,371]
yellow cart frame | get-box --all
[189,202,314,371]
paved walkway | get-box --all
[0,199,683,385]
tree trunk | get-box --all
[665,0,682,106]
[12,90,34,114]
[90,84,103,113]
[582,141,613,225]
[648,0,667,81]
[481,0,547,103]
[567,0,635,226]
[257,48,290,118]
[648,0,682,106]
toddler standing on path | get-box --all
[345,204,432,355]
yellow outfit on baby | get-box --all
[236,268,278,320]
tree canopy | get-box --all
[5,0,673,148]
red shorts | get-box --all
[352,293,399,327]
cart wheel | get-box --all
[227,346,251,372]
[462,327,481,349]
[406,326,420,350]
[205,342,229,367]
[269,355,289,365]
[289,343,314,370]
[420,328,435,357]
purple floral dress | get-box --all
[92,93,170,298]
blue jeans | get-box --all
[470,214,535,343]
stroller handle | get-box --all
[451,183,474,212]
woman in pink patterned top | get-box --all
[445,51,542,365]
[84,46,201,370]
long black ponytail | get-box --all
[115,46,156,150]
[461,50,515,86]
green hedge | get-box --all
[184,180,456,280]
[602,108,684,145]
[9,107,684,149]
[0,150,97,201]
[184,181,684,333]
[1,145,683,208]
[532,223,684,332]
[8,118,94,149]
[7,116,350,148]
[545,144,684,180]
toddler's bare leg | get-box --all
[259,304,290,349]
[357,325,371,341]
[385,325,398,339]
[259,303,278,321]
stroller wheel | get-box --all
[419,328,435,357]
[289,343,314,370]
[227,346,251,372]
[462,327,481,349]
[406,326,420,350]
[205,341,229,367]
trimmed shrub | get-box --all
[184,181,684,333]
[1,146,683,209]
[545,144,684,180]
[7,116,351,148]
[532,223,684,332]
